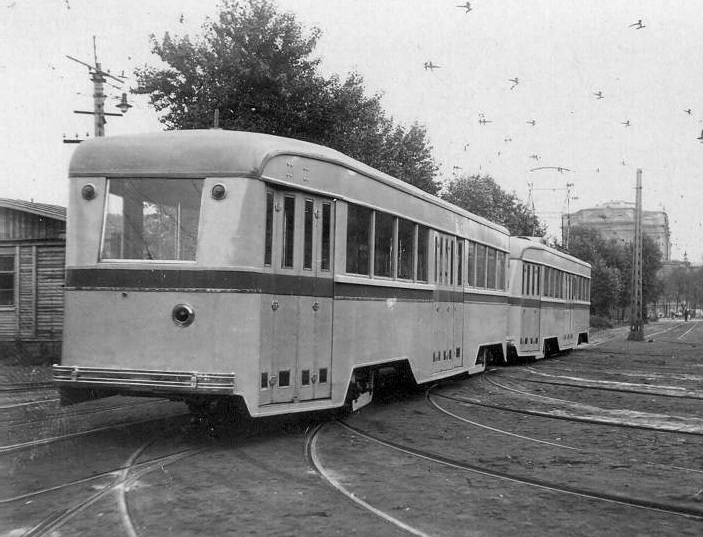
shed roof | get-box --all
[0,198,66,222]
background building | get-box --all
[0,199,66,362]
[563,201,670,261]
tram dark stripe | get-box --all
[67,269,589,308]
[66,269,333,297]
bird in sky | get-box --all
[456,2,472,13]
[629,19,646,30]
[463,143,470,151]
[504,137,513,143]
[424,61,441,71]
[508,77,519,90]
[621,159,627,166]
[479,118,492,125]
[531,166,572,173]
[529,154,540,161]
[593,91,604,100]
[526,119,536,126]
[622,120,631,127]
[684,108,692,115]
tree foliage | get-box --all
[134,0,439,194]
[565,226,663,319]
[441,174,546,236]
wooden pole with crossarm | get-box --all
[628,169,644,341]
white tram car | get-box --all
[506,236,591,362]
[54,130,518,417]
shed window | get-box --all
[0,256,14,306]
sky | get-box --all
[1,0,702,262]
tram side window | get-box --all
[496,251,505,290]
[397,218,414,280]
[466,241,476,287]
[303,199,314,270]
[101,178,203,261]
[264,190,274,266]
[374,211,394,278]
[321,203,331,271]
[476,244,487,288]
[486,247,497,289]
[533,265,540,296]
[416,225,429,282]
[282,195,295,268]
[457,240,463,286]
[346,204,371,275]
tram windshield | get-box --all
[100,178,203,261]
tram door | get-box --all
[432,234,463,373]
[260,189,334,406]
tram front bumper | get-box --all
[53,365,237,405]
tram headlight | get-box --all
[81,184,96,200]
[211,183,227,200]
[172,303,195,327]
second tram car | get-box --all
[506,236,591,362]
[54,130,519,417]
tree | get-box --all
[134,0,439,194]
[441,174,545,236]
[565,226,663,319]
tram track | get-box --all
[0,396,176,424]
[428,375,703,436]
[514,367,703,400]
[316,418,703,522]
[0,412,189,454]
[426,389,703,475]
[23,442,204,537]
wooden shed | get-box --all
[0,198,66,361]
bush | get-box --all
[590,315,613,330]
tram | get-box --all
[506,236,591,362]
[53,130,522,417]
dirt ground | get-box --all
[1,320,702,536]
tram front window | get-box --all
[101,178,203,261]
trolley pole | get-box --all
[628,169,644,341]
[92,63,106,137]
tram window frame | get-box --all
[486,248,497,289]
[100,178,203,262]
[345,204,372,276]
[281,195,296,269]
[466,241,476,287]
[321,202,332,271]
[496,251,506,291]
[457,240,463,286]
[373,211,394,278]
[416,225,429,282]
[264,190,274,266]
[476,244,487,289]
[397,217,415,280]
[522,263,529,295]
[303,199,314,270]
[449,239,455,285]
[0,255,15,307]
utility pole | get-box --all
[628,169,644,341]
[65,36,131,141]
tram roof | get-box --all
[69,129,509,235]
[510,236,591,272]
